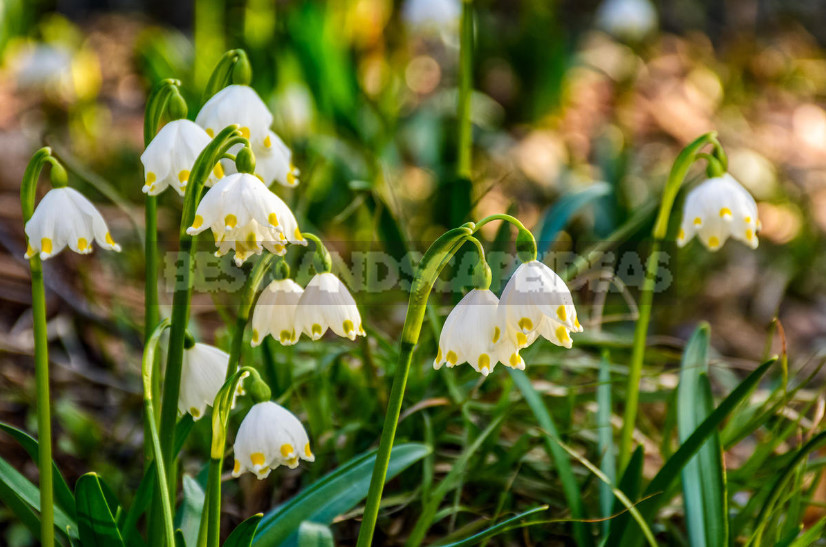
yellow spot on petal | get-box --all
[105,233,116,246]
[556,326,570,344]
[678,228,685,240]
[574,316,582,330]
[478,354,490,372]
[509,353,521,368]
[518,317,533,331]
[311,324,323,337]
[240,126,250,139]
[178,170,190,183]
[206,128,214,138]
[280,330,292,344]
[264,135,272,148]
[190,407,200,418]
[294,227,304,241]
[693,217,703,226]
[252,329,259,343]
[745,216,752,224]
[708,236,720,249]
[224,214,237,229]
[77,238,88,251]
[41,238,52,255]
[492,327,500,344]
[343,319,354,334]
[250,452,266,467]
[746,229,754,241]
[26,243,34,257]
[304,443,313,458]
[446,351,458,365]
[720,207,732,218]
[287,169,297,186]
[268,212,279,227]
[436,348,443,362]
[556,305,567,322]
[191,215,203,229]
[233,460,241,474]
[213,163,224,178]
[280,444,294,457]
[287,456,298,467]
[146,172,156,184]
[516,332,528,347]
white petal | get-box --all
[178,343,230,420]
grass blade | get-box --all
[75,473,125,547]
[597,351,615,535]
[224,513,262,547]
[432,505,550,547]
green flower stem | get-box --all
[196,367,261,547]
[202,48,251,103]
[618,132,725,470]
[457,0,474,179]
[225,253,276,380]
[141,319,176,547]
[21,148,66,547]
[156,126,248,522]
[302,232,333,274]
[143,79,186,468]
[358,218,537,546]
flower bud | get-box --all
[515,229,537,263]
[247,374,272,403]
[235,146,256,174]
[167,88,188,120]
[49,162,68,188]
[232,52,252,86]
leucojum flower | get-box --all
[186,172,306,266]
[434,289,523,376]
[250,278,304,346]
[232,401,314,479]
[677,173,761,251]
[141,119,222,196]
[178,342,233,421]
[293,272,365,342]
[24,187,121,259]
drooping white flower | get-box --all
[186,173,306,266]
[677,173,761,251]
[498,260,583,351]
[141,120,222,196]
[293,273,365,341]
[195,85,273,149]
[178,343,231,421]
[251,279,304,346]
[434,289,524,376]
[24,187,121,260]
[216,130,299,189]
[232,401,314,479]
[596,0,658,40]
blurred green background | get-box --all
[1,0,826,544]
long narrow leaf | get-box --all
[597,351,615,535]
[432,505,549,547]
[224,513,262,547]
[509,369,593,547]
[253,443,430,547]
[75,473,125,547]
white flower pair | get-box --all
[250,273,364,346]
[434,260,583,377]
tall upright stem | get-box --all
[31,257,54,547]
[617,132,723,470]
[457,0,474,179]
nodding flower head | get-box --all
[434,289,524,376]
[179,342,236,421]
[24,187,121,260]
[677,173,760,251]
[213,130,300,190]
[293,273,365,342]
[232,401,314,479]
[186,172,306,266]
[141,119,220,196]
[195,84,273,149]
[251,278,304,346]
[498,260,582,351]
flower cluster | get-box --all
[434,260,583,377]
[251,272,364,346]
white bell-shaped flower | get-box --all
[677,173,760,251]
[498,260,582,351]
[195,85,273,149]
[596,0,658,40]
[232,401,314,479]
[251,279,304,346]
[178,343,231,421]
[434,289,524,376]
[141,120,221,196]
[214,130,299,189]
[186,172,306,266]
[24,187,121,260]
[293,273,365,341]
